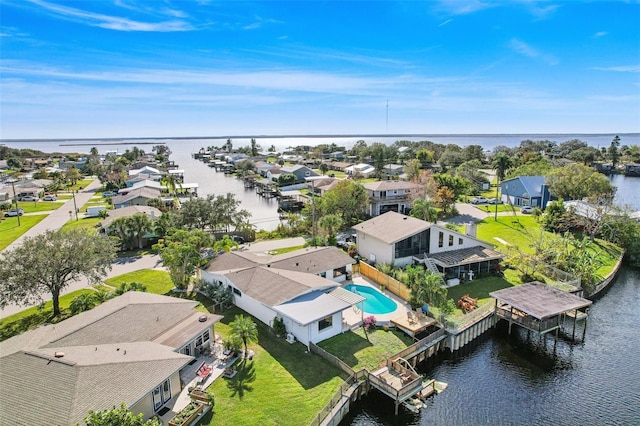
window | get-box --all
[320,271,326,278]
[449,235,454,246]
[459,238,463,245]
[318,316,333,331]
[203,330,210,342]
[438,232,444,248]
[232,287,242,296]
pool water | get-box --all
[345,284,398,315]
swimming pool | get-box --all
[345,284,398,315]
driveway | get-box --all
[444,202,518,225]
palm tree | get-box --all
[127,214,153,249]
[69,293,97,314]
[491,153,513,220]
[229,314,258,358]
[214,235,239,253]
[318,214,342,244]
[410,198,438,223]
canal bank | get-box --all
[340,265,640,425]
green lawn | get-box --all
[204,307,346,426]
[0,214,47,250]
[0,288,96,341]
[16,201,65,213]
[445,276,514,308]
[476,215,541,253]
[269,245,306,255]
[104,269,174,294]
[60,216,102,231]
[66,178,95,191]
[318,327,412,371]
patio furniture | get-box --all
[407,311,417,324]
[196,362,212,379]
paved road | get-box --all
[444,202,519,225]
[0,179,169,319]
[2,178,103,252]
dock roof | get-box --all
[490,282,592,320]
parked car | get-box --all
[43,195,57,201]
[520,206,534,214]
[102,191,117,197]
[19,196,38,202]
[487,198,502,204]
[231,235,245,244]
[469,196,488,204]
[4,208,24,217]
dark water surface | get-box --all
[342,266,640,426]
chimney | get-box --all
[465,223,477,238]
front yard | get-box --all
[0,214,47,250]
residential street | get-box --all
[2,178,103,252]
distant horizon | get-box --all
[2,132,639,144]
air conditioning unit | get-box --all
[285,333,296,344]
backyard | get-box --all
[318,327,413,371]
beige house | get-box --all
[0,292,221,425]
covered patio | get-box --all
[157,334,239,425]
[490,281,592,344]
[415,246,504,283]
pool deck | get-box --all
[342,276,412,327]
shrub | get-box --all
[363,315,377,331]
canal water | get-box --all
[342,266,640,425]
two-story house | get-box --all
[363,181,420,216]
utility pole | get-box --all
[71,189,79,221]
[9,179,21,226]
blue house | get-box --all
[500,176,554,209]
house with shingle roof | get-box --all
[362,180,421,216]
[353,211,503,282]
[0,292,222,425]
[111,187,162,209]
[201,247,363,346]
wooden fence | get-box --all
[358,262,411,301]
[309,342,355,376]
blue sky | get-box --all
[1,0,639,139]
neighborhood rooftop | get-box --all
[352,211,432,244]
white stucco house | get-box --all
[353,211,504,282]
[201,247,363,346]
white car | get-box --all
[102,191,117,197]
[43,195,57,201]
[520,206,534,214]
[19,196,38,202]
[469,196,488,204]
[4,208,24,217]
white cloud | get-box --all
[433,0,495,15]
[592,31,607,38]
[27,0,194,32]
[593,65,640,73]
[439,19,453,27]
[508,38,558,65]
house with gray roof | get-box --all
[112,187,162,209]
[363,180,421,216]
[201,247,362,346]
[353,211,503,283]
[500,176,555,209]
[0,292,222,425]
